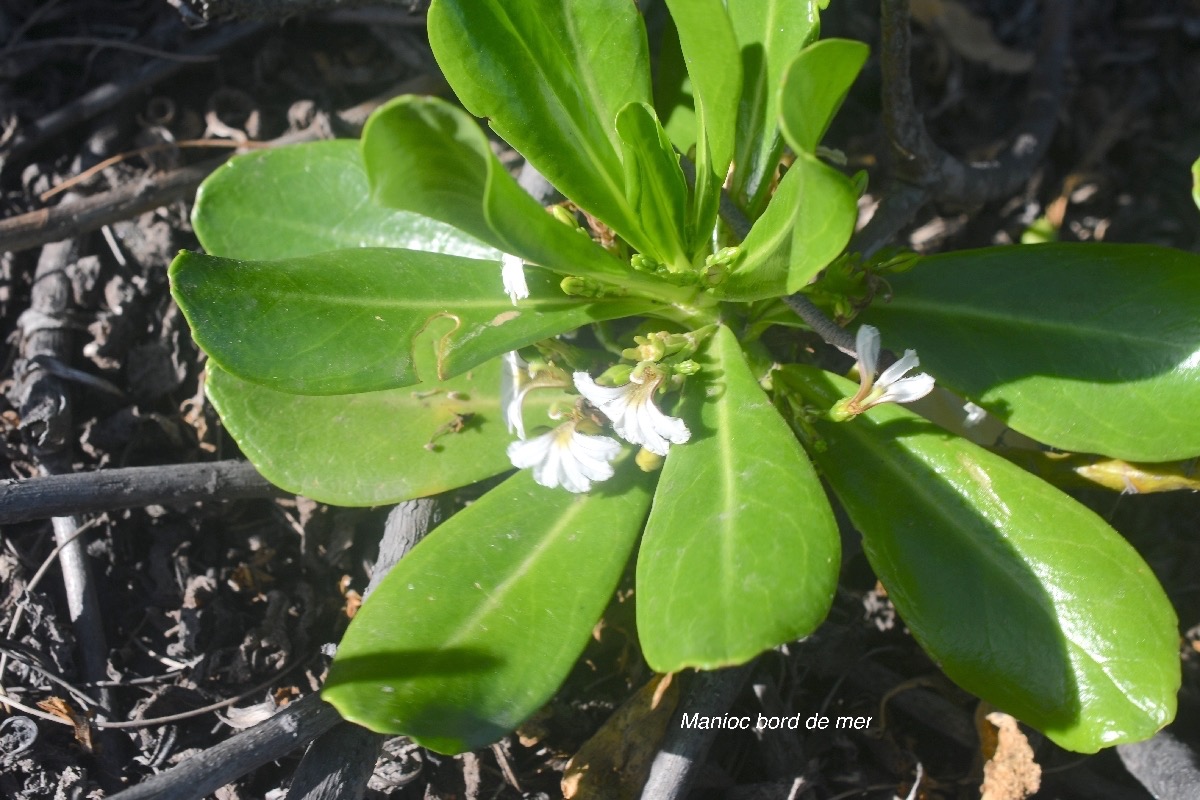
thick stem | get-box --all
[105,694,343,800]
[788,0,1073,346]
[880,0,1073,205]
[284,499,443,800]
[639,664,754,800]
[0,460,279,524]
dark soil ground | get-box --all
[1,1,1199,798]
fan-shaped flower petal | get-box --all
[506,422,621,493]
[573,369,690,456]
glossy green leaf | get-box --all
[718,152,858,300]
[663,0,739,172]
[615,102,690,269]
[170,249,660,395]
[322,468,652,753]
[192,139,497,262]
[361,96,630,285]
[427,0,654,254]
[727,0,821,213]
[637,326,839,671]
[781,366,1179,753]
[663,0,741,253]
[206,361,569,506]
[861,243,1200,460]
[778,39,870,155]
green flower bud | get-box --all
[595,362,634,387]
[630,254,662,274]
[560,276,628,298]
[622,333,667,362]
[560,276,604,297]
[550,205,579,228]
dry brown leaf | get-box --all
[37,696,94,752]
[910,0,1034,74]
[562,674,680,800]
[218,695,279,730]
[979,711,1041,800]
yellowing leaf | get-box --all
[562,675,680,800]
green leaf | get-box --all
[663,0,741,253]
[717,152,858,300]
[653,18,697,157]
[778,39,870,155]
[615,102,690,269]
[637,326,839,671]
[322,468,652,753]
[663,0,739,172]
[780,366,1179,753]
[361,96,626,283]
[860,243,1200,461]
[427,0,655,254]
[170,248,660,395]
[192,139,497,262]
[727,0,821,213]
[206,361,569,506]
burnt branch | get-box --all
[0,72,446,255]
[639,664,754,800]
[0,460,280,524]
[786,0,1073,352]
[107,693,343,800]
[0,155,226,255]
[1,23,264,167]
[9,236,124,783]
[880,0,1073,208]
[285,499,444,800]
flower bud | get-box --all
[635,448,664,472]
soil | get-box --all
[1,1,1199,798]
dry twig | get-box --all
[106,693,343,800]
[9,236,124,782]
[1,22,264,166]
[0,460,279,524]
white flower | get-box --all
[831,325,935,420]
[500,351,533,439]
[573,367,690,457]
[499,351,572,440]
[501,253,529,305]
[507,421,621,493]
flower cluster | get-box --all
[502,349,691,493]
[501,322,932,490]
